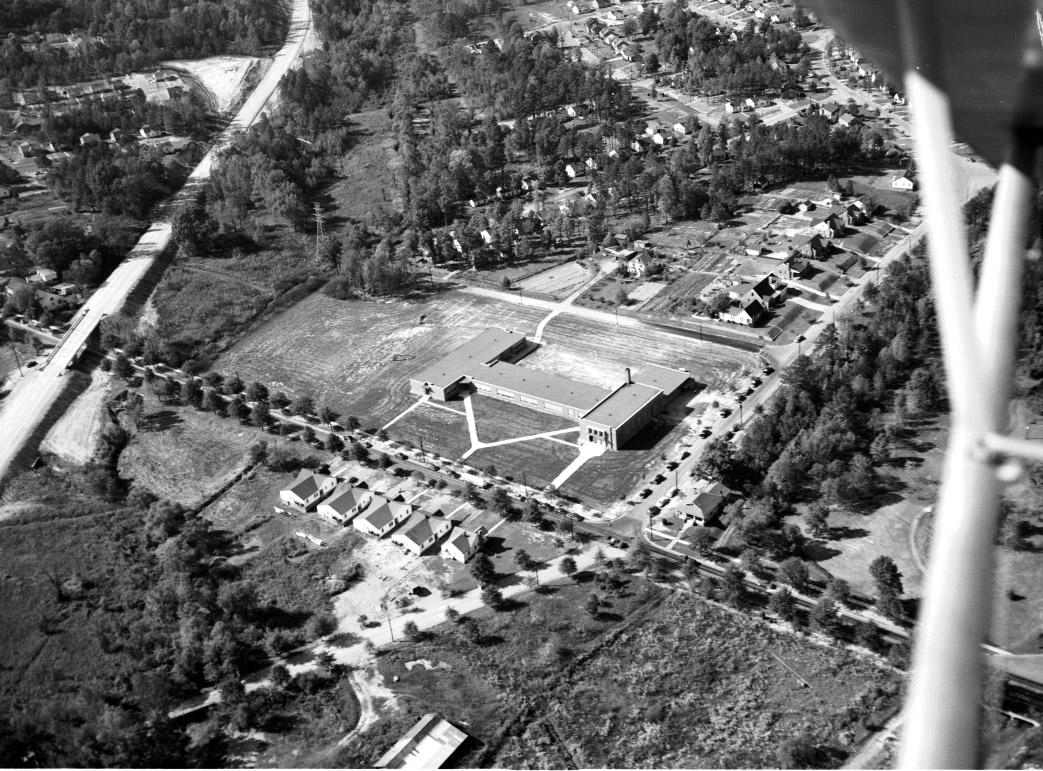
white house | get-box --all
[354,498,413,538]
[317,484,373,524]
[441,526,487,562]
[564,163,579,179]
[672,122,688,136]
[729,298,767,326]
[892,172,916,191]
[627,254,648,277]
[651,132,665,146]
[391,515,453,556]
[28,266,58,284]
[279,470,337,511]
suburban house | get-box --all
[391,515,453,556]
[681,484,728,525]
[353,498,413,538]
[791,233,831,259]
[279,470,337,511]
[0,185,14,200]
[317,484,373,524]
[892,172,916,190]
[78,132,101,146]
[731,276,774,307]
[28,267,58,285]
[50,282,78,297]
[837,113,861,129]
[564,163,579,179]
[627,253,648,277]
[375,714,469,769]
[729,298,768,326]
[811,213,845,239]
[440,526,487,563]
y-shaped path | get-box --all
[460,394,580,459]
[532,265,603,343]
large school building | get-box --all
[409,328,692,450]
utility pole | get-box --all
[313,203,325,265]
[522,470,529,497]
[387,615,395,642]
[11,345,23,377]
[418,436,426,462]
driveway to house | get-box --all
[0,0,314,491]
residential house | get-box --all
[644,119,660,136]
[618,43,638,61]
[650,132,665,146]
[589,0,602,11]
[28,266,58,284]
[811,212,845,239]
[440,526,486,562]
[79,132,101,147]
[317,484,373,524]
[17,141,35,158]
[672,122,688,136]
[109,128,124,143]
[51,282,78,296]
[744,97,757,111]
[724,100,737,114]
[584,156,597,170]
[729,298,767,326]
[564,163,579,179]
[375,714,468,769]
[279,470,337,511]
[892,172,916,190]
[836,113,860,129]
[819,101,842,121]
[353,498,413,538]
[0,186,14,200]
[791,233,830,259]
[627,253,648,277]
[391,515,453,556]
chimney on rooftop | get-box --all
[625,367,632,385]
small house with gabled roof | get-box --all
[441,526,487,562]
[279,469,336,511]
[391,515,453,556]
[354,497,413,538]
[317,484,373,524]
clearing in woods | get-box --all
[117,390,260,507]
[516,261,593,296]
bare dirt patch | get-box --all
[161,56,260,112]
[40,368,113,464]
[517,261,593,296]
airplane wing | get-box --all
[801,0,1043,168]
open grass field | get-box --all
[467,437,580,490]
[338,583,899,768]
[215,291,548,426]
[516,261,593,296]
[388,402,473,460]
[530,314,758,392]
[117,391,261,507]
[327,108,401,222]
[469,395,576,443]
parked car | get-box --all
[665,460,678,471]
[680,450,691,460]
[648,505,661,516]
[638,488,653,499]
[719,408,731,417]
[700,428,712,438]
[752,377,762,386]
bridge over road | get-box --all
[0,0,313,492]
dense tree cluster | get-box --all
[0,0,286,89]
[652,5,810,98]
[732,253,944,503]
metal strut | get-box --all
[896,1,1039,767]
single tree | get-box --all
[222,374,244,395]
[718,565,746,607]
[585,592,600,618]
[251,401,271,428]
[319,406,339,426]
[490,486,511,515]
[824,577,851,607]
[403,620,421,640]
[810,596,841,636]
[481,585,504,610]
[292,394,315,416]
[245,381,269,403]
[326,433,344,453]
[768,587,798,623]
[778,556,809,591]
[560,556,578,580]
[469,552,496,586]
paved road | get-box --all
[0,0,313,488]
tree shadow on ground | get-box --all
[829,525,870,541]
[802,542,842,561]
[138,410,183,432]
